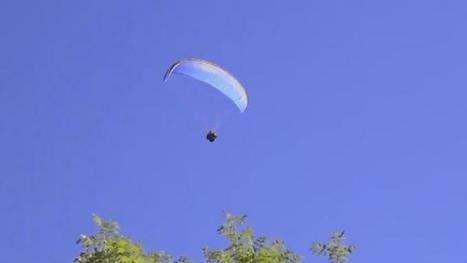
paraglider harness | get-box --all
[206,130,218,142]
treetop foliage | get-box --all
[74,213,355,263]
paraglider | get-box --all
[164,58,248,142]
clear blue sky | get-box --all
[1,0,466,262]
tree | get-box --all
[74,213,355,263]
[311,231,357,263]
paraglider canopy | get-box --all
[164,58,248,112]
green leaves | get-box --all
[74,213,356,263]
[203,213,301,263]
[310,231,356,263]
[74,215,185,263]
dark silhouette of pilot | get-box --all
[206,130,218,142]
